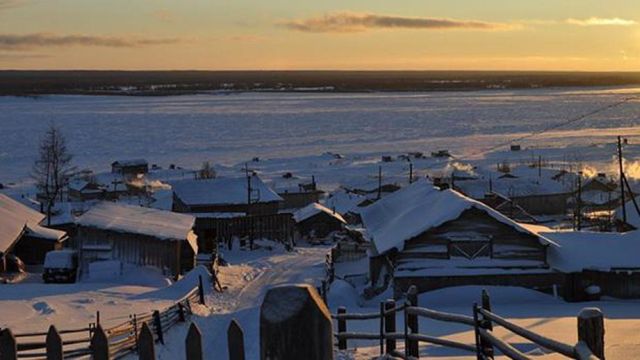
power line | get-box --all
[466,94,639,158]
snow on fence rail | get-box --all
[0,276,207,360]
[332,285,604,360]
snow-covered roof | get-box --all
[0,194,47,252]
[323,189,366,215]
[172,176,282,206]
[77,202,196,242]
[455,165,578,199]
[112,159,148,167]
[360,179,553,254]
[293,202,346,224]
[25,223,67,242]
[544,230,640,272]
[613,197,640,229]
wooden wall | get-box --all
[75,226,195,278]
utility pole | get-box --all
[377,166,382,200]
[618,136,627,225]
[245,162,253,250]
[576,172,582,231]
[409,163,413,184]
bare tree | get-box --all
[197,161,216,180]
[32,124,74,225]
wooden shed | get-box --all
[75,202,197,278]
[360,180,560,296]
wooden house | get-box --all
[0,194,67,269]
[268,176,325,210]
[545,230,640,300]
[293,203,346,239]
[360,180,560,296]
[172,176,292,252]
[454,165,580,215]
[75,202,197,278]
[111,159,149,176]
[68,179,106,201]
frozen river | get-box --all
[1,87,639,182]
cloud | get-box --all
[0,0,25,10]
[0,33,182,50]
[566,17,637,26]
[281,12,516,33]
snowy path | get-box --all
[155,245,329,360]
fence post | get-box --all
[384,299,396,353]
[138,322,156,360]
[132,314,139,352]
[153,310,164,345]
[337,306,347,350]
[0,328,17,360]
[46,325,63,360]
[480,289,494,358]
[407,285,419,358]
[260,284,333,360]
[228,319,246,360]
[198,275,206,305]
[379,302,384,355]
[185,322,203,360]
[578,308,605,359]
[90,325,109,360]
[472,304,484,360]
[178,302,186,322]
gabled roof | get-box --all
[293,202,346,224]
[77,202,196,242]
[172,176,282,207]
[0,194,47,253]
[360,179,554,255]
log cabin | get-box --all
[0,194,67,270]
[293,202,346,239]
[75,202,197,278]
[361,180,561,297]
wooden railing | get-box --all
[333,286,604,360]
[0,276,207,360]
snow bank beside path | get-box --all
[134,266,212,301]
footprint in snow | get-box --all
[33,301,55,315]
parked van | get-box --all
[43,250,78,283]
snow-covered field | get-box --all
[2,87,640,185]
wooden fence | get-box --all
[0,276,207,360]
[334,285,603,360]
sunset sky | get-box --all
[1,0,639,70]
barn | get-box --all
[361,180,561,296]
[75,202,197,278]
[0,194,67,270]
[293,202,346,239]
